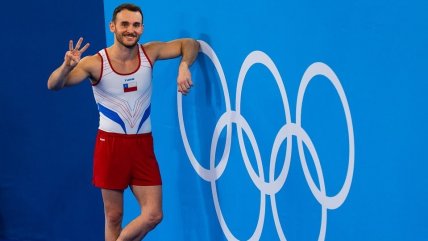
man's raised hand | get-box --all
[65,37,90,68]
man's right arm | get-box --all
[47,38,91,91]
[47,61,87,90]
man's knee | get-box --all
[105,209,123,226]
[146,210,163,228]
[116,210,163,241]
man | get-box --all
[47,3,200,241]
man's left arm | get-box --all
[144,38,200,94]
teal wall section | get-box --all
[103,1,428,240]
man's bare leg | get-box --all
[101,189,124,241]
[117,185,163,241]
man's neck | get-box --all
[109,43,139,61]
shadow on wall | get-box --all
[174,32,230,240]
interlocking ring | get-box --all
[177,40,354,241]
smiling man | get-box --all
[47,3,200,241]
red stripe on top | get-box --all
[124,86,138,92]
[92,53,103,86]
[140,45,153,69]
[104,47,141,76]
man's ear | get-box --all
[109,21,115,33]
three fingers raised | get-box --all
[69,37,90,54]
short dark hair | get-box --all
[112,3,143,23]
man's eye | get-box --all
[133,23,141,28]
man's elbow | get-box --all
[182,38,200,50]
[192,39,200,51]
[47,81,62,91]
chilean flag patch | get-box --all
[123,81,137,93]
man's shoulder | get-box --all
[79,53,102,78]
[81,53,102,65]
[140,42,162,64]
[141,41,163,49]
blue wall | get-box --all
[0,0,105,240]
[1,0,428,240]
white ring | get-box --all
[295,62,355,210]
[210,111,266,241]
[235,50,293,196]
[177,40,232,182]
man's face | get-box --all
[111,9,143,48]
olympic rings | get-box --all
[177,40,354,241]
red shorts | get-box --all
[92,130,162,190]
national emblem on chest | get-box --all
[123,77,138,93]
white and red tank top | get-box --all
[92,45,153,134]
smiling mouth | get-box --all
[124,34,137,38]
